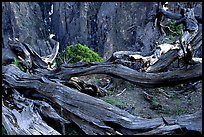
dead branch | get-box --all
[48,61,202,87]
[146,49,180,73]
[2,64,202,135]
[2,89,61,135]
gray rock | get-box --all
[2,2,202,59]
[2,2,52,56]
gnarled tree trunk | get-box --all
[2,64,202,135]
[2,2,202,134]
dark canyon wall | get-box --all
[2,2,202,59]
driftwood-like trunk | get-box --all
[48,62,202,87]
[2,37,202,135]
[2,89,61,135]
[2,64,202,135]
[2,2,202,134]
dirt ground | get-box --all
[78,74,202,119]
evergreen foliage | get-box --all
[57,44,103,65]
[165,20,183,43]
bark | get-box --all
[2,89,61,135]
[2,2,202,135]
[2,39,202,135]
[2,64,202,135]
[7,38,59,70]
[146,49,179,73]
[65,77,107,97]
[48,61,202,87]
[190,26,202,58]
[107,51,142,62]
[8,40,199,88]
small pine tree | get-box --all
[57,43,103,65]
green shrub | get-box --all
[12,57,25,72]
[166,21,183,36]
[165,21,183,43]
[57,43,103,65]
[12,57,19,66]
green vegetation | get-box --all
[12,57,25,72]
[57,43,103,66]
[12,57,20,67]
[166,21,183,36]
[102,96,127,107]
[158,105,187,116]
[165,20,183,43]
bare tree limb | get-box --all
[2,64,202,135]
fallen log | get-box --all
[106,45,182,73]
[6,40,201,88]
[2,39,202,135]
[2,64,202,135]
[2,89,61,135]
[48,61,202,87]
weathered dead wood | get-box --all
[146,49,180,73]
[40,35,59,70]
[107,47,181,73]
[7,38,59,70]
[2,89,61,135]
[2,64,202,135]
[2,37,202,135]
[48,61,202,87]
[111,59,145,71]
[192,58,202,63]
[8,39,32,69]
[107,51,157,70]
[66,77,107,97]
[8,39,47,69]
[33,100,71,125]
[107,51,142,62]
[190,27,202,50]
[128,54,156,68]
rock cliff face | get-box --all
[2,2,52,56]
[2,2,202,59]
[47,2,161,59]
